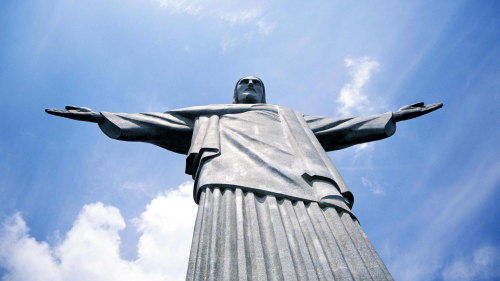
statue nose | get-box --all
[248,80,254,87]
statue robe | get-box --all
[98,103,396,213]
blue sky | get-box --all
[0,0,499,280]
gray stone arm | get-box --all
[306,102,442,151]
[98,112,194,154]
[46,106,194,154]
[305,112,396,151]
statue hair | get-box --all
[233,76,266,104]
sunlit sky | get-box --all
[1,0,499,280]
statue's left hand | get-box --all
[392,102,443,122]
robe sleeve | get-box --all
[98,111,194,155]
[305,112,396,151]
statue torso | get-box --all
[186,105,350,211]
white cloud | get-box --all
[0,182,197,281]
[337,56,380,116]
[0,214,61,281]
[441,245,500,281]
[133,182,196,276]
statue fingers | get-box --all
[398,102,424,111]
[393,102,443,122]
[65,105,93,112]
[46,108,98,122]
[421,103,443,114]
[65,105,80,110]
[79,106,93,112]
[397,104,413,111]
[429,103,443,109]
[46,108,71,117]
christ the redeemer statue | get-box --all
[47,76,442,281]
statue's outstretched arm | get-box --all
[306,102,443,151]
[46,105,194,154]
[45,106,104,123]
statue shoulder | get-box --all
[168,103,283,116]
[166,104,234,116]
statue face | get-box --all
[235,77,264,104]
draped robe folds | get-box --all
[98,103,396,214]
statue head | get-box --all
[233,76,266,104]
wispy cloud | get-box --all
[0,182,197,281]
[218,8,261,24]
[153,0,272,35]
[387,156,500,280]
[354,142,374,159]
[256,19,274,35]
[441,245,500,281]
[154,0,203,16]
[337,57,379,158]
[220,38,237,54]
[361,175,384,195]
[337,56,380,116]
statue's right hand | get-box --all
[45,106,104,123]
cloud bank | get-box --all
[0,182,197,281]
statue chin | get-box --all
[238,93,259,104]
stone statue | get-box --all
[46,76,442,281]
